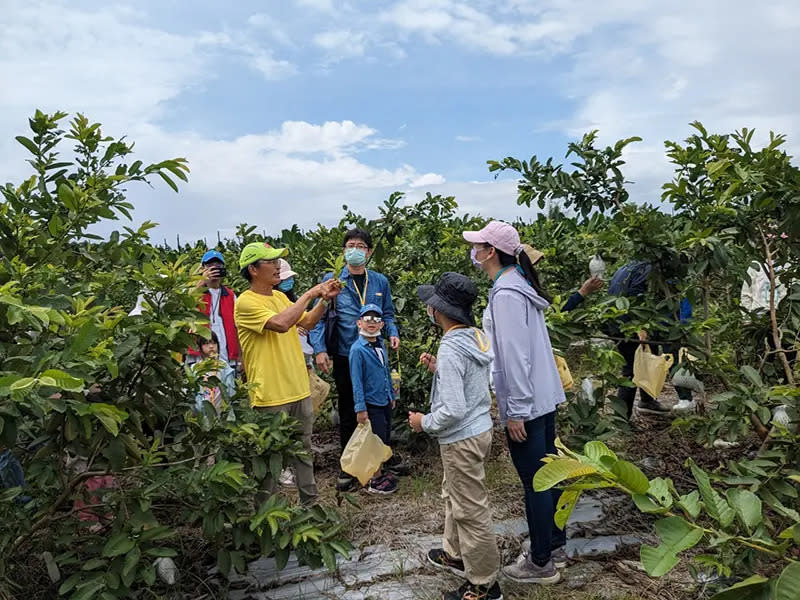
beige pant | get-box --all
[440,429,499,586]
[258,397,318,506]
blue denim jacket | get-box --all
[309,268,399,357]
[349,336,394,413]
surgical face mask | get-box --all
[470,247,489,268]
[427,305,437,325]
[344,247,367,266]
[358,327,378,338]
[277,277,294,292]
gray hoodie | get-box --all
[421,327,494,445]
[484,268,565,425]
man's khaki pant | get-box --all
[440,429,500,586]
[259,397,318,506]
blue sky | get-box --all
[2,0,799,242]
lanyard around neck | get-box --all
[351,270,369,306]
[493,265,515,284]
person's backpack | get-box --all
[608,261,652,297]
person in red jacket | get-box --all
[188,250,241,369]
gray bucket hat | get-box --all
[417,272,478,326]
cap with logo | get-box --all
[201,249,225,265]
[359,303,383,317]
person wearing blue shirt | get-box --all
[309,228,404,491]
[349,304,397,495]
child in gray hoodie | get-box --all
[408,272,502,600]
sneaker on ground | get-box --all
[366,473,398,495]
[384,454,411,477]
[426,548,465,576]
[519,540,568,569]
[671,399,697,414]
[502,557,561,584]
[278,468,296,488]
[637,400,670,415]
[336,471,357,492]
[443,580,503,600]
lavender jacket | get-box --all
[483,269,565,425]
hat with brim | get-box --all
[359,303,383,317]
[278,258,298,280]
[239,242,288,269]
[417,272,478,326]
[521,243,544,265]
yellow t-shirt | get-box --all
[234,289,310,407]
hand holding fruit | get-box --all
[321,278,342,299]
[579,275,603,297]
[408,411,424,432]
[419,352,437,373]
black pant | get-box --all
[333,354,357,458]
[617,341,692,418]
[506,412,567,566]
[367,403,392,445]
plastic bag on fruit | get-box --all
[309,370,330,414]
[632,345,674,398]
[340,422,393,486]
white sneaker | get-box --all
[279,468,296,488]
[671,399,697,414]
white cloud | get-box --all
[295,0,336,13]
[455,135,481,142]
[313,30,367,61]
[409,173,447,187]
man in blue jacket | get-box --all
[309,228,403,491]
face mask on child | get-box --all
[358,327,378,338]
[427,305,438,325]
[277,277,294,292]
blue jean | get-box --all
[367,403,392,445]
[506,411,567,566]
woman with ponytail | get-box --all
[463,221,566,585]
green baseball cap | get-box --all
[238,242,288,269]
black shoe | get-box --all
[427,548,465,576]
[384,454,411,477]
[443,580,503,600]
[336,471,357,492]
[638,400,670,415]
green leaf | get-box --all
[40,369,84,392]
[80,558,108,571]
[320,544,337,571]
[632,494,668,514]
[532,458,600,491]
[640,516,704,577]
[252,456,267,480]
[647,478,673,508]
[677,491,701,519]
[217,548,231,577]
[69,579,105,600]
[725,489,762,530]
[15,135,39,155]
[144,547,178,558]
[583,441,617,465]
[740,365,763,388]
[690,460,735,528]
[122,546,141,578]
[269,453,283,482]
[707,575,771,600]
[611,460,650,494]
[102,533,135,558]
[775,562,800,600]
[59,573,83,594]
[10,377,36,391]
[553,489,580,529]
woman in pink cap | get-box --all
[463,221,566,585]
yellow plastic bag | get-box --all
[340,423,393,486]
[632,345,674,398]
[553,354,574,391]
[308,370,330,415]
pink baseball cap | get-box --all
[462,221,521,256]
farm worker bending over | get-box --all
[465,221,565,585]
[234,242,341,506]
[309,228,408,492]
[408,272,502,600]
[187,250,241,369]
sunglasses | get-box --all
[361,315,383,324]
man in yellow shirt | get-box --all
[235,242,341,505]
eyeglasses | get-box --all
[345,243,369,250]
[361,315,383,324]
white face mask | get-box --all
[359,327,378,338]
[426,305,438,325]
